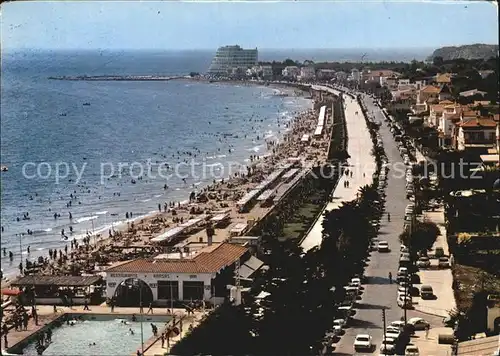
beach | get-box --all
[2,84,332,283]
[0,51,312,280]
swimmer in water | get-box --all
[129,328,134,335]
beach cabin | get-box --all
[210,212,231,228]
[150,217,206,245]
[257,189,276,207]
[230,222,248,237]
[236,189,261,213]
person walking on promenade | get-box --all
[147,302,153,314]
[110,298,115,312]
[425,324,430,339]
[387,213,391,222]
[83,298,90,311]
[388,272,392,284]
[161,333,165,348]
[139,302,144,314]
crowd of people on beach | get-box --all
[0,88,336,356]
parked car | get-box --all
[353,334,373,351]
[397,295,413,309]
[405,344,420,356]
[438,257,450,268]
[338,305,356,318]
[400,252,411,259]
[408,317,430,330]
[333,318,346,329]
[399,285,419,297]
[378,240,390,252]
[385,326,401,339]
[397,271,408,284]
[399,256,411,268]
[380,337,396,354]
[350,278,362,287]
[398,267,408,275]
[390,320,406,330]
[420,285,434,299]
[416,256,430,268]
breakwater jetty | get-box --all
[48,75,186,81]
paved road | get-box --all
[333,93,409,355]
[301,90,375,252]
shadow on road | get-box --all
[348,318,382,329]
[356,303,390,310]
[366,276,391,284]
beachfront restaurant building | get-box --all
[104,242,262,306]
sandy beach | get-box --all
[1,84,332,288]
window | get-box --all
[183,281,205,301]
[157,281,179,301]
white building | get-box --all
[104,242,260,305]
[317,69,336,80]
[282,66,300,79]
[260,65,273,79]
[351,68,360,82]
[299,66,316,81]
[207,45,258,77]
[335,71,348,81]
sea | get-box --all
[0,49,315,279]
[0,48,428,279]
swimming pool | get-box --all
[22,314,171,356]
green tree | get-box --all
[399,221,440,254]
[433,56,444,67]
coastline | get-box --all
[1,80,312,283]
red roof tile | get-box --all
[459,117,497,128]
[420,85,441,94]
[105,243,248,274]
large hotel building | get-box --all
[207,45,258,77]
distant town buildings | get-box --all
[299,66,316,81]
[351,68,360,82]
[459,89,488,98]
[207,45,258,77]
[282,66,301,79]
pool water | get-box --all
[23,318,164,356]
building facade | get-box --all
[104,243,250,304]
[299,66,316,81]
[207,45,258,77]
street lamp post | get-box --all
[139,283,144,355]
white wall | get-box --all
[105,272,214,301]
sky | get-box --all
[1,1,498,51]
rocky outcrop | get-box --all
[427,44,498,61]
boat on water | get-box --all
[1,166,8,172]
[83,102,91,106]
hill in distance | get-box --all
[428,43,499,61]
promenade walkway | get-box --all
[333,92,409,354]
[301,88,375,252]
[414,206,456,318]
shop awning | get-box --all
[11,275,103,287]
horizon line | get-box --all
[3,44,497,52]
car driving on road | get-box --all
[408,317,430,330]
[353,334,373,352]
[378,240,390,252]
